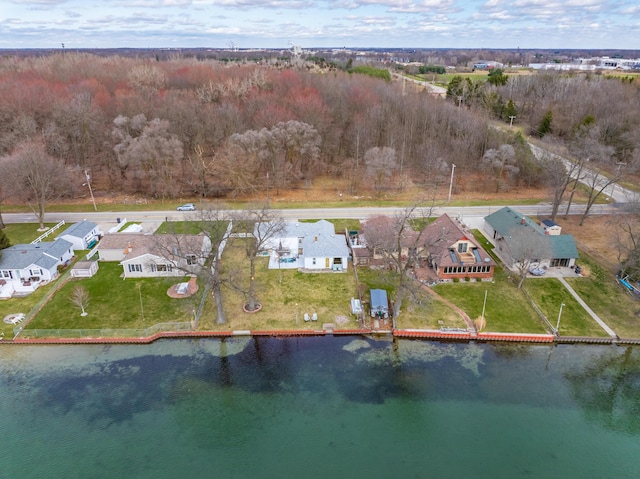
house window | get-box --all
[157,264,168,272]
[312,258,316,265]
[458,242,468,253]
[186,255,197,265]
[128,264,142,273]
[2,270,12,278]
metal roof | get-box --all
[485,207,578,259]
[370,289,388,310]
[484,207,546,237]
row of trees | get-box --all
[0,52,542,205]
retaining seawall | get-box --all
[2,328,568,345]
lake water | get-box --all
[1,336,640,479]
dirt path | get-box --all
[421,285,476,335]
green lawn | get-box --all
[564,254,640,338]
[3,223,59,245]
[155,220,207,235]
[523,278,609,337]
[23,262,200,336]
[433,269,546,333]
[0,279,62,337]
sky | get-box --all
[1,0,639,50]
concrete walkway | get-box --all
[558,277,617,338]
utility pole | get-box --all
[481,290,488,322]
[137,283,145,321]
[448,163,456,202]
[555,303,565,335]
[84,170,97,211]
[266,172,270,205]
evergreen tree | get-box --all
[537,110,553,137]
[503,99,518,123]
[487,68,509,86]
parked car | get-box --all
[176,203,196,211]
[529,266,545,276]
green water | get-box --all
[1,337,639,478]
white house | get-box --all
[0,238,74,298]
[97,233,212,278]
[257,219,350,272]
[56,220,101,250]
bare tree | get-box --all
[0,141,72,230]
[158,205,233,325]
[364,146,397,192]
[361,200,440,321]
[539,151,583,222]
[505,227,552,289]
[228,121,321,192]
[113,115,183,199]
[565,126,618,225]
[69,285,90,316]
[481,144,519,193]
[614,201,640,279]
[233,204,285,312]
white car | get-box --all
[176,203,196,211]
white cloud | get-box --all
[0,0,637,49]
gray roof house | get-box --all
[97,233,212,278]
[56,220,101,250]
[483,207,579,268]
[0,238,74,298]
[258,219,351,272]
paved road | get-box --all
[528,143,635,204]
[1,203,618,227]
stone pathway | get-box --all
[558,277,617,338]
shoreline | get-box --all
[6,328,638,345]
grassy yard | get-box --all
[4,223,59,245]
[564,254,640,338]
[23,262,200,335]
[197,239,359,331]
[432,268,546,333]
[354,267,465,330]
[0,280,61,337]
[523,278,609,337]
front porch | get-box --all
[0,277,46,299]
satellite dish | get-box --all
[484,257,490,262]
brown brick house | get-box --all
[421,214,495,282]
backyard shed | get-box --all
[370,289,389,318]
[71,261,99,278]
